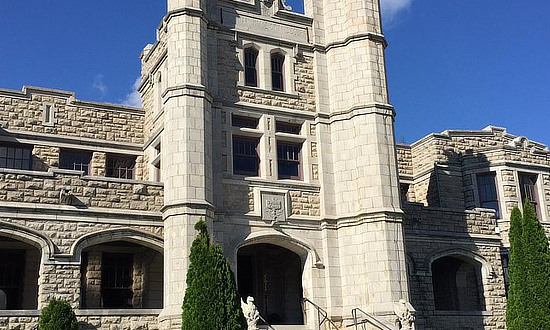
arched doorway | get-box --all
[431,255,485,311]
[237,243,304,325]
[0,236,40,310]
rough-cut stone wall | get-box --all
[91,152,107,177]
[0,171,163,211]
[290,191,320,216]
[0,89,144,144]
[396,144,412,176]
[222,183,254,213]
[0,314,160,330]
[403,204,497,235]
[32,145,60,171]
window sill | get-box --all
[75,309,162,316]
[0,167,53,177]
[433,310,492,317]
[0,310,40,317]
[238,85,299,99]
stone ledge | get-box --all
[0,310,40,317]
[433,310,493,317]
[75,309,162,316]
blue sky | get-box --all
[0,1,548,145]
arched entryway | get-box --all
[237,243,304,325]
[0,236,40,310]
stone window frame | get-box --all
[243,46,259,87]
[40,102,56,126]
[0,143,33,171]
[150,139,162,183]
[274,118,307,181]
[238,41,296,95]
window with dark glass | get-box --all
[400,183,410,203]
[519,173,540,218]
[233,137,259,176]
[0,145,32,170]
[271,54,284,91]
[277,142,301,180]
[0,250,25,309]
[276,122,301,134]
[244,48,258,87]
[59,150,92,175]
[477,173,500,218]
[232,115,259,129]
[106,155,136,179]
[101,253,134,308]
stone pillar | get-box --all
[314,0,410,320]
[158,0,213,328]
[85,251,102,308]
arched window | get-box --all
[431,255,485,311]
[244,48,259,87]
[271,53,285,92]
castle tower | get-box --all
[140,0,409,328]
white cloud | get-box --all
[380,0,412,23]
[92,74,108,96]
[121,77,142,108]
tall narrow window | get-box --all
[152,142,162,182]
[101,253,134,308]
[59,149,92,175]
[233,137,259,176]
[0,250,25,309]
[106,155,136,179]
[271,54,285,91]
[244,48,258,87]
[519,173,540,218]
[477,173,500,218]
[277,142,301,180]
[0,144,32,170]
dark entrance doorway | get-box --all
[237,243,304,325]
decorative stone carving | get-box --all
[241,296,260,330]
[59,187,73,205]
[280,0,292,11]
[394,299,416,330]
[261,193,286,222]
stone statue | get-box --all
[241,296,260,330]
[394,299,415,330]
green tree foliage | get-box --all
[39,297,78,330]
[506,201,550,329]
[182,220,247,330]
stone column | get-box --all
[158,0,213,328]
[314,0,410,320]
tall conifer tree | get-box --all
[506,201,550,329]
[181,220,246,330]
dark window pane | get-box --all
[101,253,134,308]
[277,142,301,180]
[271,54,284,91]
[519,173,540,218]
[106,155,136,179]
[60,150,92,175]
[0,250,25,309]
[276,122,301,134]
[244,48,258,87]
[232,115,259,129]
[477,173,499,218]
[0,144,33,170]
[233,137,259,176]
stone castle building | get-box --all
[0,0,548,329]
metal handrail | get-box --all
[258,313,277,330]
[302,298,339,330]
[350,308,396,330]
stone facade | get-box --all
[1,1,549,330]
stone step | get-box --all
[259,325,309,330]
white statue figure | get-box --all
[241,296,260,330]
[280,0,292,11]
[394,299,416,330]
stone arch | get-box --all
[0,221,47,310]
[428,249,489,311]
[425,248,494,278]
[70,227,163,262]
[0,220,54,261]
[235,230,322,268]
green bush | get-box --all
[39,297,78,330]
[181,220,246,330]
[506,201,550,329]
